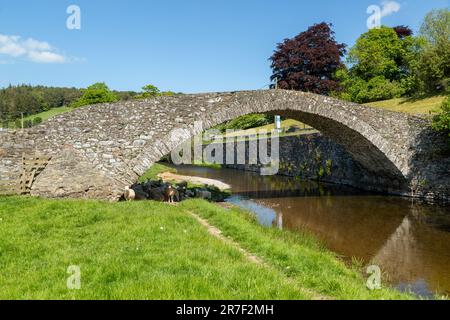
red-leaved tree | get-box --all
[393,25,413,39]
[270,23,346,95]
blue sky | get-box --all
[0,0,448,93]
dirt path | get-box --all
[158,172,231,190]
[188,210,330,300]
[188,211,263,265]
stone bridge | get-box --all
[0,90,449,201]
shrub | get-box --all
[70,83,118,108]
[334,69,404,103]
[23,120,33,128]
[432,96,450,143]
[32,117,43,126]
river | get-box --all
[172,164,450,298]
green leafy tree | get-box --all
[417,9,450,93]
[135,85,161,99]
[336,26,422,102]
[135,85,177,99]
[269,22,346,95]
[70,83,118,108]
[432,96,450,143]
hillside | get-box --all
[364,95,446,115]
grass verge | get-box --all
[0,196,414,300]
[364,95,446,114]
[138,163,177,182]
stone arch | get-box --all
[130,90,410,181]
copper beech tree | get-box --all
[270,22,346,95]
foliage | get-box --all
[335,69,405,103]
[135,84,160,99]
[70,83,118,108]
[270,22,346,95]
[32,117,42,126]
[114,90,139,101]
[416,9,450,93]
[336,26,422,102]
[393,25,413,39]
[215,114,273,132]
[0,85,82,123]
[432,96,450,142]
[135,85,177,100]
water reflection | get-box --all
[173,165,450,297]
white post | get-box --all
[275,115,282,133]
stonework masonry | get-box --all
[0,90,448,201]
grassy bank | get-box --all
[138,163,177,182]
[7,107,72,128]
[364,95,446,114]
[0,196,413,300]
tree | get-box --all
[417,9,450,93]
[432,96,450,144]
[393,25,413,39]
[269,22,346,95]
[337,26,422,102]
[70,83,118,108]
[135,85,161,99]
[135,85,177,99]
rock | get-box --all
[186,190,195,198]
[195,190,212,200]
[131,184,148,200]
[149,188,165,202]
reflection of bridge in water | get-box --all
[269,196,450,297]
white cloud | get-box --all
[380,1,401,18]
[0,34,67,64]
[28,51,66,63]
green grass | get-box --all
[0,196,414,300]
[364,95,447,114]
[8,106,73,128]
[180,200,414,300]
[138,163,177,182]
[24,107,73,122]
[192,161,223,170]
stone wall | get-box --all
[214,133,407,195]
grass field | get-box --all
[8,106,72,128]
[24,107,73,122]
[138,163,178,182]
[0,196,414,300]
[364,95,446,115]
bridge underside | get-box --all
[0,90,448,201]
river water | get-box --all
[173,165,450,297]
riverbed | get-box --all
[172,164,450,298]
